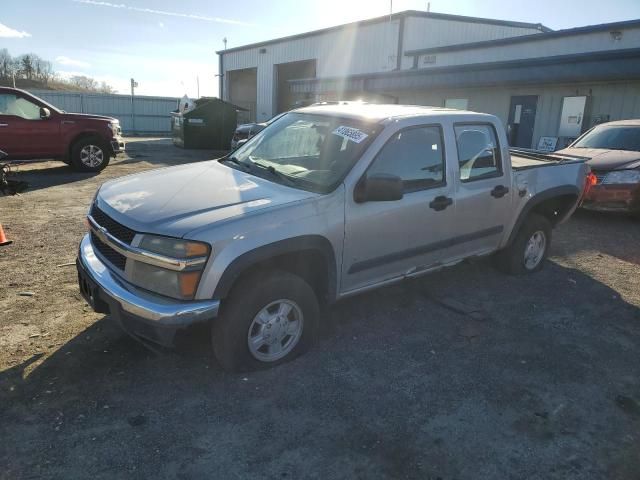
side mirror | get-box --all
[354,173,403,203]
[40,107,51,119]
[233,138,248,151]
[0,150,7,160]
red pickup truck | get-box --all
[0,87,124,172]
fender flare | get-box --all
[506,185,580,246]
[213,235,338,301]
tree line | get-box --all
[0,49,116,93]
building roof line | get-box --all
[405,18,640,56]
[216,10,549,55]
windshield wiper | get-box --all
[251,161,297,186]
[221,156,250,171]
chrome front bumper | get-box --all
[110,139,125,154]
[77,234,220,346]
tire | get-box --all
[212,270,320,372]
[70,137,110,172]
[494,213,552,275]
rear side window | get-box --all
[368,125,445,192]
[454,124,502,181]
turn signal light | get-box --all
[185,242,209,257]
[179,271,202,298]
[580,172,598,205]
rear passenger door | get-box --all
[450,122,512,257]
[342,124,457,293]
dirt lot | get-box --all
[1,139,639,479]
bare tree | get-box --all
[98,81,116,94]
[0,49,12,79]
[32,56,53,84]
[69,75,99,91]
[0,50,115,93]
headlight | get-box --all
[109,121,120,136]
[602,170,640,184]
[130,235,210,300]
[138,235,209,258]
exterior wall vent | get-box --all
[422,55,437,65]
[259,48,267,54]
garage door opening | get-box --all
[228,68,257,122]
[276,60,317,114]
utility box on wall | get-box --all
[558,96,589,138]
[557,96,590,148]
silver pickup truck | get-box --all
[77,104,589,371]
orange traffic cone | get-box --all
[0,223,12,246]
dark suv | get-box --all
[0,87,125,172]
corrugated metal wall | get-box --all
[395,80,640,148]
[401,17,541,69]
[221,14,545,120]
[414,26,640,69]
[29,90,179,134]
[222,20,401,121]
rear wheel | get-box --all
[212,270,320,372]
[70,137,110,172]
[495,213,551,275]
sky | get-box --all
[1,0,639,98]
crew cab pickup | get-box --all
[0,87,124,172]
[77,104,589,371]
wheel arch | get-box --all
[68,131,107,160]
[506,186,580,246]
[213,235,338,304]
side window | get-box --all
[368,126,445,192]
[0,94,13,115]
[0,94,41,120]
[454,124,502,181]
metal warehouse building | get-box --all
[218,10,640,150]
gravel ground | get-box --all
[1,139,639,479]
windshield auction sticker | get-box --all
[332,126,369,144]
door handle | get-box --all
[429,195,453,211]
[0,123,8,127]
[491,185,509,198]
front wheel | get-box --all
[212,270,320,372]
[70,137,110,172]
[494,213,552,275]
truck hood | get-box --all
[61,112,118,122]
[557,147,640,171]
[95,160,317,238]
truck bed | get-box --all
[510,148,589,171]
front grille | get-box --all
[90,205,136,244]
[91,232,127,270]
[593,171,608,184]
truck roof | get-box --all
[295,102,494,123]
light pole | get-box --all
[130,77,138,133]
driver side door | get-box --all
[342,124,457,293]
[0,92,60,159]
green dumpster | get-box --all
[171,97,244,149]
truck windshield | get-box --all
[230,113,378,193]
[572,125,640,152]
